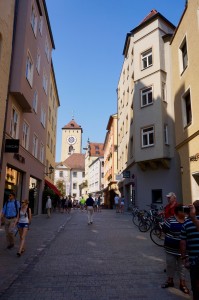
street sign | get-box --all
[116,174,123,181]
[5,139,19,153]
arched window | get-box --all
[69,145,74,153]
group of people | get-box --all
[0,192,31,257]
[114,194,125,213]
[161,192,199,300]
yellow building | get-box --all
[45,62,60,185]
[0,0,15,173]
[104,114,118,208]
[171,0,199,203]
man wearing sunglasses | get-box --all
[1,192,20,249]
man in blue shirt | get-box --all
[1,192,20,249]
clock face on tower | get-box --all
[67,136,77,145]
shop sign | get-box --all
[5,139,19,153]
[190,153,199,162]
[122,171,130,178]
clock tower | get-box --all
[61,118,83,161]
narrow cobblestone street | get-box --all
[0,209,191,300]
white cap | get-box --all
[166,192,176,197]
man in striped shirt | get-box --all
[180,200,199,300]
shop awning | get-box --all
[44,179,61,196]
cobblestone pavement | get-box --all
[0,209,192,300]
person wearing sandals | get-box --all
[13,199,31,257]
[161,204,189,295]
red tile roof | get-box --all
[63,153,85,170]
[62,119,83,132]
[88,143,104,157]
[139,9,158,25]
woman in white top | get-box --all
[14,199,31,256]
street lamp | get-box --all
[44,164,54,175]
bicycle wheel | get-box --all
[132,215,140,227]
[150,227,165,247]
[138,219,151,232]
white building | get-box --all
[89,156,104,197]
[117,10,182,209]
[55,153,85,200]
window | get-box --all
[141,87,153,107]
[22,121,29,150]
[141,49,152,69]
[164,124,169,145]
[180,38,188,72]
[73,183,77,189]
[182,90,192,127]
[39,16,43,35]
[73,172,77,178]
[47,132,50,147]
[152,189,162,204]
[141,126,154,147]
[43,71,48,94]
[10,107,19,138]
[32,134,38,158]
[101,172,104,178]
[26,53,34,86]
[40,143,44,163]
[36,51,41,73]
[45,37,50,62]
[162,82,166,102]
[33,90,38,113]
[82,172,85,178]
[30,5,37,36]
[41,106,46,127]
[59,171,63,177]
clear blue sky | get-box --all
[46,0,186,162]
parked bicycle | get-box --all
[150,221,165,247]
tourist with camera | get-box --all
[180,200,199,300]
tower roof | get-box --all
[62,119,83,132]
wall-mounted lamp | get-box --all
[44,164,54,175]
[180,166,183,174]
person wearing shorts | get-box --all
[13,199,31,257]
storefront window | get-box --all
[4,166,22,204]
[29,177,39,214]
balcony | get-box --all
[10,91,32,113]
[137,158,170,171]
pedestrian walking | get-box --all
[13,199,31,257]
[97,196,102,212]
[85,194,94,225]
[114,194,120,213]
[46,195,52,218]
[0,192,20,249]
[68,195,72,213]
[164,192,178,219]
[120,195,125,213]
[161,204,189,294]
[180,200,199,300]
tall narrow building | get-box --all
[117,10,182,209]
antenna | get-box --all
[72,110,74,120]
